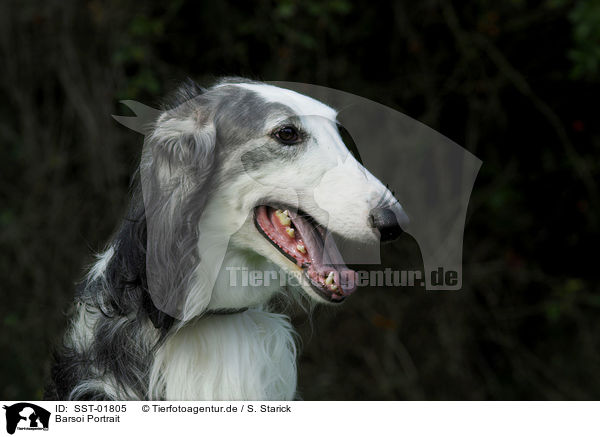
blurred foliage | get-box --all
[567,0,600,80]
[0,0,599,400]
[549,0,600,80]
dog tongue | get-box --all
[288,211,357,295]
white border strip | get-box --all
[1,401,597,437]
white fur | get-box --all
[149,309,297,400]
[87,246,114,281]
[66,304,129,400]
[235,83,338,120]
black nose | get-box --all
[368,208,405,242]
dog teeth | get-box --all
[325,272,335,285]
[275,209,291,226]
[286,227,295,238]
[296,244,306,254]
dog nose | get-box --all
[368,207,407,243]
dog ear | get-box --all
[141,98,217,322]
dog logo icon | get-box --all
[3,403,50,434]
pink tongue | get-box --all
[288,211,357,294]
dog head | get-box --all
[139,78,408,321]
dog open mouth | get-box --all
[254,205,357,303]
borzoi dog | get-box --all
[45,78,407,400]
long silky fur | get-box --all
[46,77,401,401]
[46,171,298,401]
[46,79,299,401]
[46,182,163,400]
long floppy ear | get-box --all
[140,94,217,322]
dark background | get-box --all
[1,0,599,400]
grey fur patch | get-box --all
[141,79,304,319]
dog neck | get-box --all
[148,308,298,400]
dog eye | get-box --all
[274,126,301,145]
